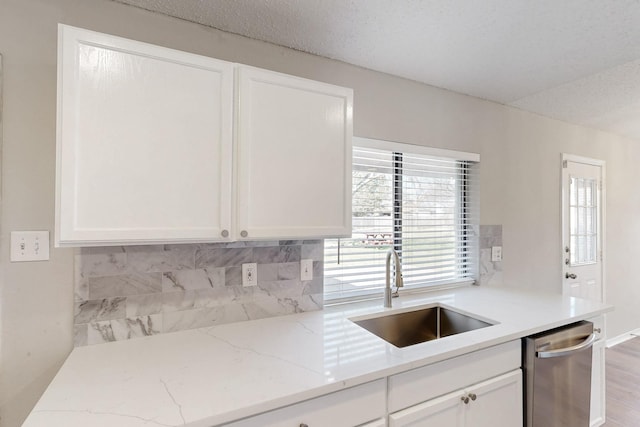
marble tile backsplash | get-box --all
[74,241,324,346]
[479,225,502,286]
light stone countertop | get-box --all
[22,286,612,427]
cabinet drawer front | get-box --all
[388,340,521,413]
[224,379,386,427]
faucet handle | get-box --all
[394,269,404,288]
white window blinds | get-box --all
[324,140,480,303]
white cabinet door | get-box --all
[236,65,353,240]
[390,370,522,427]
[56,25,234,246]
[465,370,522,427]
[389,390,465,427]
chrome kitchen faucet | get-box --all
[384,248,404,308]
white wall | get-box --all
[1,0,639,425]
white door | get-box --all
[389,390,465,427]
[465,370,523,427]
[561,156,605,302]
[561,155,607,427]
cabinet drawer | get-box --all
[388,340,521,413]
[224,379,386,427]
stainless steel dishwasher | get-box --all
[523,320,596,427]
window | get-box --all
[324,138,479,303]
[568,176,598,265]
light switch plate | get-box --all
[491,246,502,262]
[301,259,313,281]
[11,231,50,262]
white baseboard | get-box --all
[607,328,640,348]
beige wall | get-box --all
[1,0,639,425]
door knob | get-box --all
[565,272,577,279]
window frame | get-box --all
[324,137,480,304]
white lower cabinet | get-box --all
[389,370,522,427]
[590,338,606,427]
[387,341,522,427]
[590,315,606,427]
[224,341,525,427]
[223,379,386,427]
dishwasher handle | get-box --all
[536,333,596,359]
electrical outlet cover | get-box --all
[491,246,502,262]
[242,263,258,287]
[301,259,313,281]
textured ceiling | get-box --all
[113,0,640,141]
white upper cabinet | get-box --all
[236,66,353,240]
[56,25,353,246]
[56,25,234,246]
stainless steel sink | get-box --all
[352,306,493,348]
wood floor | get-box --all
[602,337,640,426]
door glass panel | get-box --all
[569,176,597,265]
